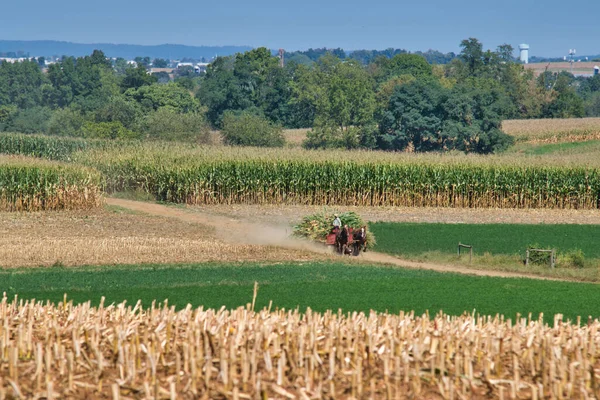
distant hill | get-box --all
[0,40,253,60]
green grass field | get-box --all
[3,262,600,322]
[370,222,600,258]
[510,140,600,155]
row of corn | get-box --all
[84,147,600,209]
[0,294,598,399]
[0,156,102,211]
[5,133,600,210]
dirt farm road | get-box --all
[106,198,572,282]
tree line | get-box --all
[1,38,599,153]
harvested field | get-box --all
[184,203,600,226]
[523,61,599,76]
[502,118,600,143]
[0,295,599,399]
[0,208,322,268]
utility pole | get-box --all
[569,49,576,74]
[278,49,284,68]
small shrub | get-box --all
[558,249,585,268]
[82,121,139,140]
[221,112,284,147]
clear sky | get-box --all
[1,0,598,57]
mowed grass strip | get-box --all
[371,222,600,258]
[3,262,600,322]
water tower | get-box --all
[519,44,530,64]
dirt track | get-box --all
[106,198,571,282]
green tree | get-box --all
[0,59,47,109]
[121,65,158,90]
[221,112,284,147]
[1,106,53,133]
[197,57,252,126]
[47,107,86,136]
[377,80,512,153]
[153,58,169,68]
[459,38,484,76]
[139,107,210,142]
[125,83,200,113]
[373,53,432,83]
[113,58,129,75]
[94,96,142,129]
[134,57,151,69]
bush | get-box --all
[82,121,139,140]
[47,108,86,136]
[140,107,210,143]
[303,125,377,150]
[221,112,284,147]
[557,249,585,269]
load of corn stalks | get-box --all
[293,211,376,246]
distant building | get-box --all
[519,44,530,64]
[595,66,599,76]
[0,57,28,63]
[194,63,209,74]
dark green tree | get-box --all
[121,65,158,90]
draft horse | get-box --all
[351,226,368,255]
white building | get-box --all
[519,44,530,64]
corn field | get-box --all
[0,156,102,211]
[1,294,600,399]
[0,133,120,162]
[80,145,600,209]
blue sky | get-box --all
[1,0,598,56]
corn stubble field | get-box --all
[1,296,599,399]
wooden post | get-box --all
[458,243,473,263]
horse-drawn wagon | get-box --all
[293,211,374,257]
[326,226,368,256]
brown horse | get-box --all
[352,226,368,254]
[335,225,351,254]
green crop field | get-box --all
[3,262,600,322]
[511,140,600,155]
[370,222,600,258]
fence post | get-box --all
[458,243,473,263]
[526,249,529,266]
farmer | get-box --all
[332,214,342,231]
